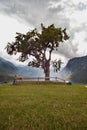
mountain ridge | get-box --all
[60,55,87,83]
[1,55,87,83]
[0,57,44,82]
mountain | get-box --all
[2,55,87,83]
[0,57,18,82]
[0,57,17,74]
[60,55,87,83]
[17,66,44,77]
[0,57,44,82]
[0,57,58,82]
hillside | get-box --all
[0,57,18,82]
[60,55,87,83]
[1,55,87,83]
[0,57,17,74]
[0,57,44,82]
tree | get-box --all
[52,59,63,72]
[6,24,69,80]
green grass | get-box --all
[0,82,87,130]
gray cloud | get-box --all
[0,0,49,27]
[0,0,72,27]
[0,0,87,60]
[57,42,79,59]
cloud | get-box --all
[57,42,79,59]
[0,0,50,27]
[0,0,87,63]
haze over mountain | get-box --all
[0,55,87,83]
[0,57,17,82]
[60,55,87,83]
[0,57,44,82]
[0,57,17,74]
[0,57,59,82]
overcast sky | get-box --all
[0,0,87,65]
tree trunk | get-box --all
[44,60,50,81]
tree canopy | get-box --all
[6,24,69,80]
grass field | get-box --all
[0,81,87,130]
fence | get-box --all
[13,75,65,84]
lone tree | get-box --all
[6,24,69,80]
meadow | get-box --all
[0,81,87,130]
